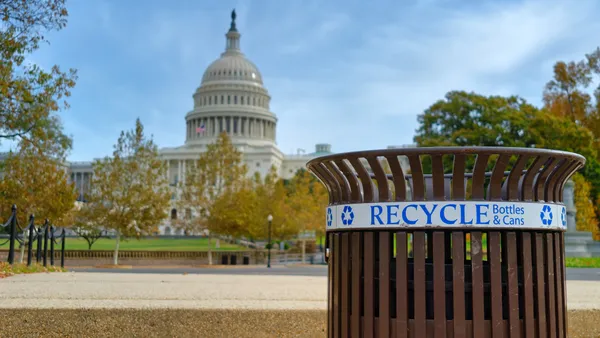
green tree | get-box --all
[414,91,538,148]
[177,132,248,264]
[87,118,170,265]
[0,0,77,156]
[414,90,595,162]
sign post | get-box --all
[308,146,585,338]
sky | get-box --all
[19,0,600,161]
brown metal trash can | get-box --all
[307,147,585,338]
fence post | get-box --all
[27,215,35,266]
[7,205,17,264]
[60,229,66,268]
[43,219,49,267]
[36,226,43,263]
[50,225,55,266]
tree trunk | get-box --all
[19,229,27,264]
[207,233,213,265]
[113,230,121,265]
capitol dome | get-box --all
[185,10,276,147]
[201,55,263,85]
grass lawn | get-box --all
[0,237,246,251]
[565,257,600,268]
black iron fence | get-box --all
[0,205,66,268]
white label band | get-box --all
[325,202,567,231]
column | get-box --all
[166,160,170,184]
[78,172,83,198]
[178,160,182,184]
[182,159,186,184]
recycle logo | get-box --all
[540,205,553,226]
[326,208,333,227]
[561,207,567,227]
[341,205,355,225]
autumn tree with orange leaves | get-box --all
[542,47,600,239]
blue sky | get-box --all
[19,0,600,161]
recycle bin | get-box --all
[307,147,584,338]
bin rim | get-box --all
[307,146,586,167]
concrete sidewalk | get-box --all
[0,272,599,310]
[0,272,327,310]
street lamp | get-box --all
[267,214,273,268]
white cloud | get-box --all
[48,0,600,160]
[270,0,600,154]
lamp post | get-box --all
[267,214,273,268]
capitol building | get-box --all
[59,11,410,235]
[65,11,339,235]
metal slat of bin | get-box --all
[308,146,585,338]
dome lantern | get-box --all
[224,9,241,55]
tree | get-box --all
[72,203,107,250]
[542,47,600,231]
[415,91,538,149]
[414,90,595,164]
[177,132,248,264]
[87,118,170,265]
[0,0,77,156]
[414,89,600,236]
[0,144,77,226]
[207,177,256,240]
[286,169,328,262]
[572,173,599,239]
[543,60,593,123]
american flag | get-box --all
[196,124,206,133]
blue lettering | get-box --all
[475,204,490,224]
[440,204,457,224]
[371,205,383,225]
[419,204,438,224]
[402,204,418,225]
[459,204,473,225]
[386,205,400,225]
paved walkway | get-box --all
[0,272,327,310]
[0,272,599,310]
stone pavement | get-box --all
[0,272,599,310]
